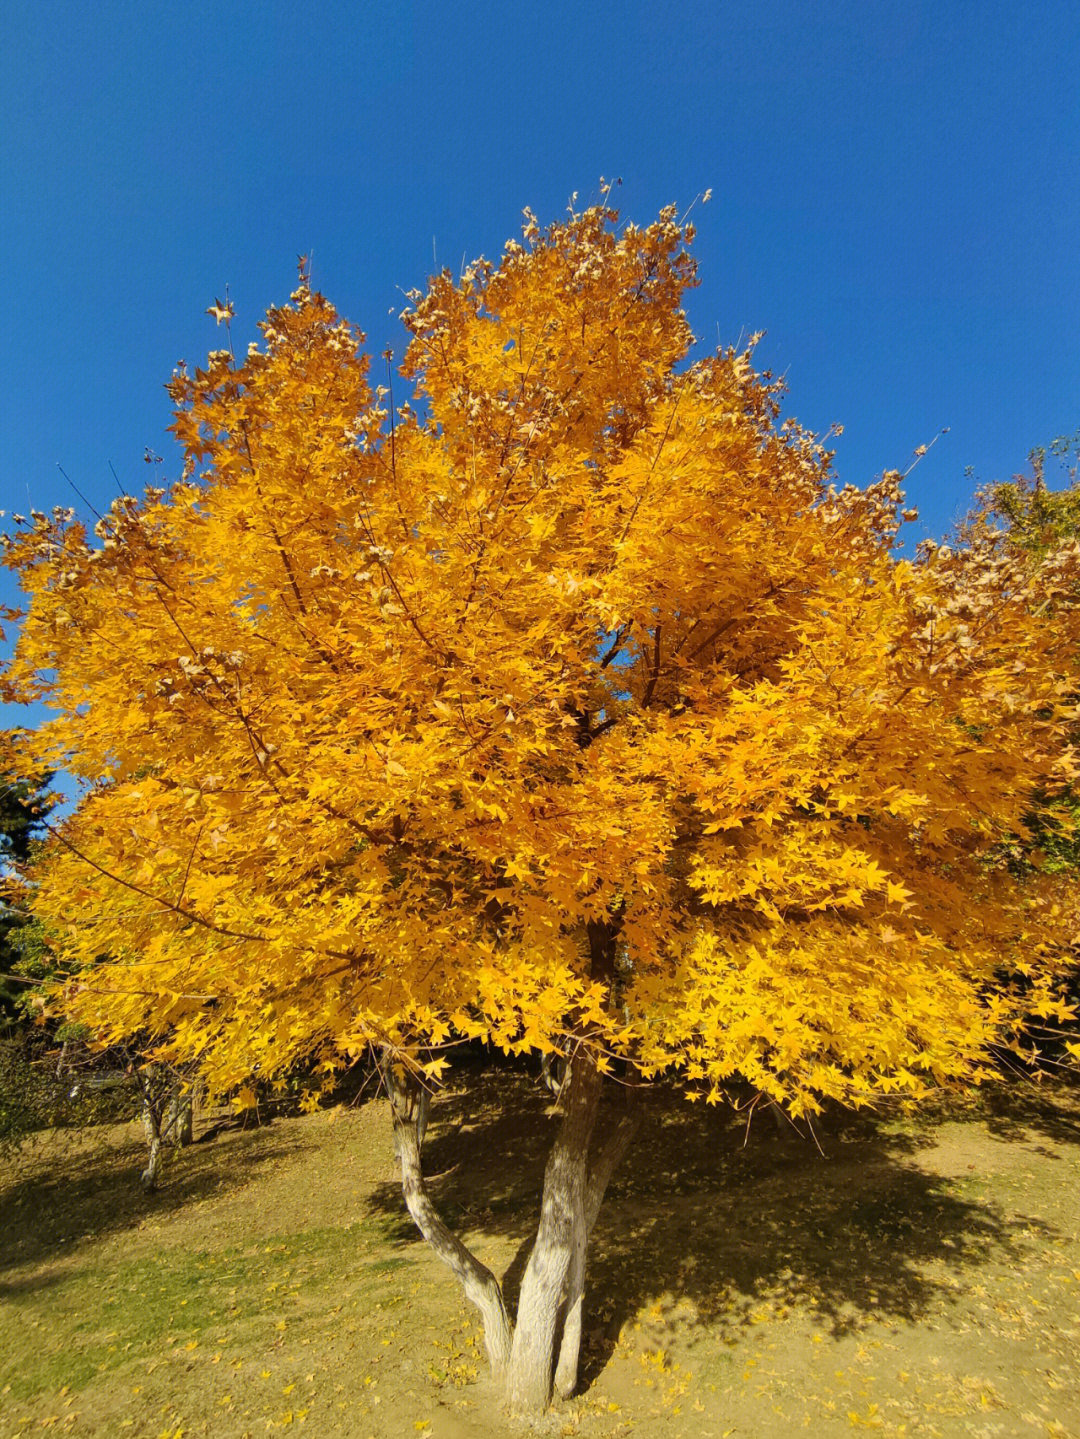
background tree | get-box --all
[983,432,1080,557]
[0,741,64,1153]
[0,742,53,1029]
[0,730,194,1177]
[959,443,1080,878]
[959,444,1080,1051]
[0,751,52,862]
[3,205,1079,1414]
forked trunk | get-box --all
[387,1050,640,1414]
[139,1069,196,1190]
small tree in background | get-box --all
[959,443,1080,876]
[983,432,1080,558]
[961,444,1080,1038]
[3,203,1080,1412]
[0,742,63,1150]
[0,742,195,1178]
[0,742,53,1029]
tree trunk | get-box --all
[539,1049,569,1096]
[552,1212,588,1400]
[164,1087,195,1147]
[388,1062,513,1376]
[506,1050,603,1413]
[384,1055,428,1158]
[383,1030,640,1414]
[139,1066,196,1189]
[551,1101,642,1397]
[140,1095,163,1191]
[175,1087,195,1146]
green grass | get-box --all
[1,1215,413,1404]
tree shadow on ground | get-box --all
[0,1115,311,1283]
[965,1072,1080,1152]
[366,1070,1065,1392]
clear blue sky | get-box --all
[2,0,1077,608]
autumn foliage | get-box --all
[3,201,1080,1408]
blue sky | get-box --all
[2,0,1077,623]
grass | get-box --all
[2,1219,413,1402]
[2,1069,1080,1436]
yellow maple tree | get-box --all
[3,202,1079,1411]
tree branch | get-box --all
[641,623,662,708]
[599,625,631,668]
[42,821,271,944]
[387,1066,513,1375]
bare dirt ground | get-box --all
[2,1067,1079,1438]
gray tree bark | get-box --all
[505,1050,603,1412]
[139,1082,168,1191]
[388,1062,513,1377]
[140,1096,163,1191]
[385,1034,639,1413]
[138,1068,197,1189]
[172,1082,196,1146]
[553,1104,641,1397]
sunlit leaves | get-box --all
[3,206,1079,1110]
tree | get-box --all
[3,203,1079,1413]
[960,446,1080,1025]
[958,447,1080,876]
[982,432,1080,558]
[0,746,52,866]
[132,1059,198,1190]
[0,742,199,1173]
[0,739,53,1029]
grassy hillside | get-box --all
[2,1072,1079,1437]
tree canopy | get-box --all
[3,203,1078,1110]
